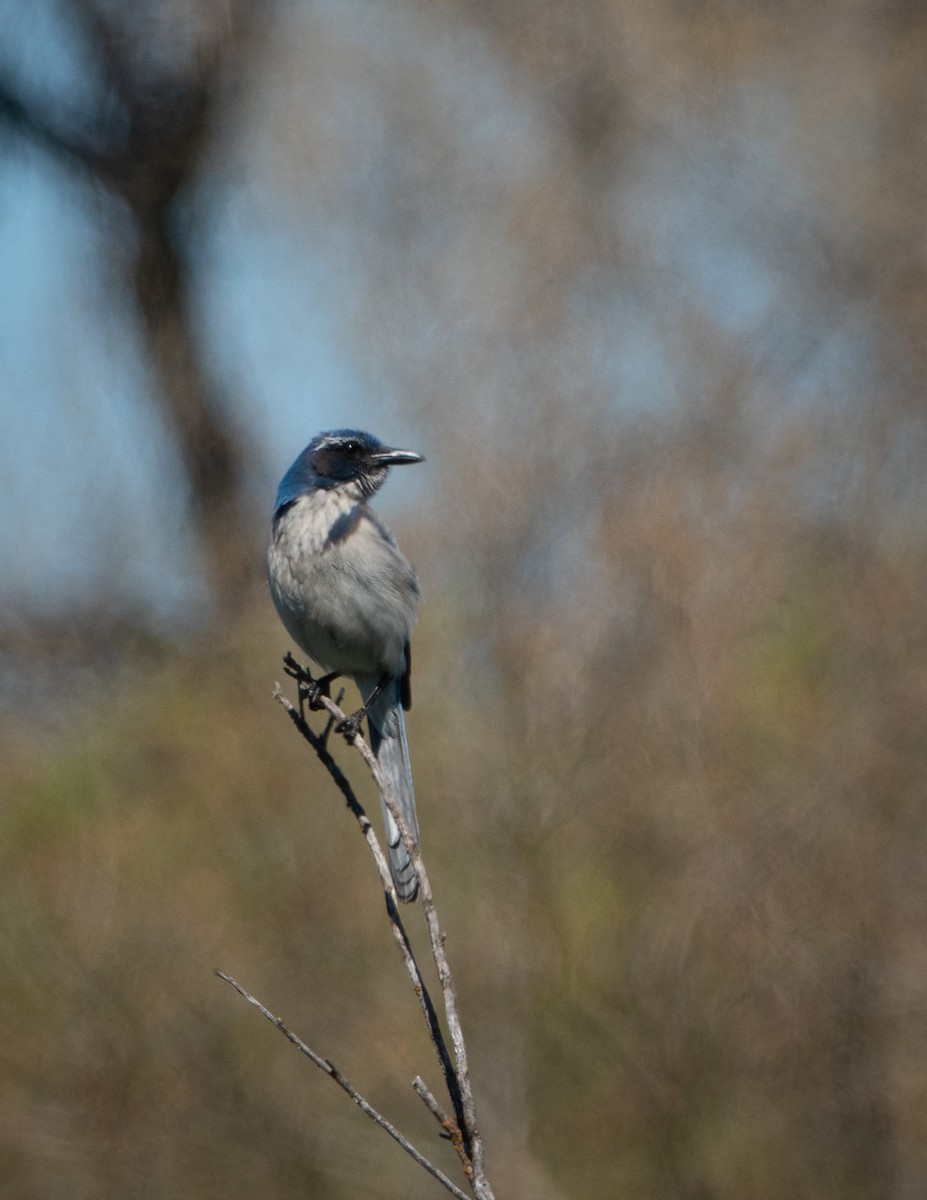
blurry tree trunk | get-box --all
[129,165,253,608]
[0,0,263,609]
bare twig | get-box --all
[215,970,470,1200]
[272,682,469,1162]
[414,1075,460,1143]
[277,657,496,1200]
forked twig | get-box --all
[215,971,470,1200]
[272,681,467,1152]
[220,656,496,1200]
[277,655,495,1200]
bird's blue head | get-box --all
[274,429,424,511]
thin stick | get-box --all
[356,739,488,1186]
[278,657,497,1200]
[215,971,470,1200]
[414,1075,461,1144]
[273,684,468,1162]
[278,659,494,1200]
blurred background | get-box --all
[2,1,926,1197]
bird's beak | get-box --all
[370,447,424,466]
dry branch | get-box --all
[272,677,467,1147]
[218,656,497,1200]
[215,971,470,1200]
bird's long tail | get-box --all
[363,677,420,902]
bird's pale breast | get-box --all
[268,491,419,679]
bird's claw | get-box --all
[283,655,339,715]
[335,707,367,742]
[298,678,329,712]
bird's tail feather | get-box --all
[364,679,419,902]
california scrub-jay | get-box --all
[268,429,424,901]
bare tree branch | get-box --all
[274,655,497,1200]
[272,675,471,1171]
[215,970,471,1200]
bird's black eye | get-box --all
[342,440,362,455]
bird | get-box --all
[268,429,424,901]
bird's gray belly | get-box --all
[269,547,409,678]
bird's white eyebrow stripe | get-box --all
[317,434,366,452]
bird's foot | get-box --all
[299,678,327,713]
[283,654,339,714]
[311,674,341,710]
[335,706,368,742]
